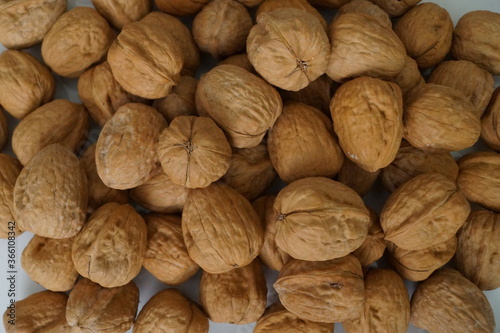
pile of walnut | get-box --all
[1,0,499,332]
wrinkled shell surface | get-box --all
[256,0,327,31]
[237,0,264,6]
[153,75,198,123]
[280,74,336,115]
[219,53,255,73]
[367,0,421,17]
[92,0,150,29]
[155,0,209,16]
[337,0,391,28]
[352,209,386,267]
[481,87,500,151]
[390,56,425,97]
[339,158,381,197]
[0,154,22,238]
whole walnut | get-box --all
[41,7,115,78]
[336,0,391,28]
[0,154,23,239]
[256,0,327,31]
[92,0,150,29]
[338,158,381,197]
[367,0,421,17]
[280,75,337,115]
[352,209,386,267]
[153,76,198,123]
[155,0,209,16]
[247,9,330,91]
[390,56,425,97]
[481,87,500,151]
[0,50,55,119]
[0,0,66,49]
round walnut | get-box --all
[193,0,252,59]
[336,0,391,28]
[0,154,23,239]
[153,76,198,123]
[390,56,425,97]
[367,0,421,17]
[158,116,232,189]
[155,0,209,16]
[256,0,327,31]
[247,8,330,91]
[381,173,470,251]
[196,64,282,148]
[352,209,386,267]
[481,87,500,151]
[182,182,264,274]
[274,255,365,323]
[200,259,267,325]
[92,0,150,29]
[339,158,381,197]
[268,102,344,183]
[0,0,66,49]
[280,74,336,115]
[41,7,115,78]
[274,177,370,261]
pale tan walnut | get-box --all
[41,7,115,78]
[380,173,470,251]
[200,259,267,324]
[452,10,500,75]
[0,108,7,150]
[0,50,55,119]
[330,77,403,172]
[78,61,145,127]
[367,0,420,17]
[326,13,406,82]
[219,53,255,73]
[403,84,480,152]
[351,209,386,267]
[21,235,78,292]
[268,102,343,183]
[14,144,88,239]
[72,202,147,288]
[182,182,264,274]
[153,75,198,123]
[307,0,350,8]
[66,278,138,333]
[457,151,500,212]
[247,9,329,91]
[253,194,290,271]
[158,116,231,189]
[381,141,459,192]
[107,16,184,99]
[237,0,263,6]
[155,0,209,16]
[274,255,365,323]
[429,60,494,117]
[337,0,391,28]
[0,154,22,239]
[481,87,500,151]
[274,177,370,261]
[133,289,209,333]
[411,268,495,333]
[343,269,410,333]
[256,0,327,31]
[254,302,334,333]
[92,0,150,29]
[96,103,167,190]
[196,64,282,148]
[143,213,199,286]
[390,56,425,97]
[456,210,500,291]
[339,158,380,197]
[0,0,66,49]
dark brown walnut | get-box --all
[256,0,327,31]
[403,83,480,152]
[221,143,277,200]
[457,151,500,212]
[452,10,500,75]
[21,235,78,292]
[155,0,209,16]
[368,0,421,17]
[200,259,267,324]
[96,103,167,190]
[66,278,139,333]
[153,76,198,123]
[331,77,403,172]
[481,87,500,151]
[133,289,209,333]
[411,269,495,333]
[254,302,334,333]
[0,108,7,150]
[143,213,199,286]
[381,173,470,250]
[343,269,410,333]
[92,0,150,29]
[429,60,494,117]
[326,13,406,82]
[274,255,365,323]
[0,0,66,49]
[182,182,264,274]
[390,56,425,97]
[337,0,391,28]
[456,210,500,291]
[41,7,115,78]
[307,0,350,8]
[196,64,282,148]
[247,9,330,91]
[381,141,459,192]
[280,75,337,115]
[0,154,22,239]
[219,53,255,73]
[339,158,381,197]
[0,50,55,119]
[14,144,88,239]
[158,116,232,189]
[352,209,386,267]
[274,177,370,261]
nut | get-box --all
[352,209,386,267]
[481,87,500,151]
[367,0,421,17]
[152,75,198,123]
[280,74,336,115]
[92,0,150,29]
[390,56,425,97]
[219,53,255,73]
[0,154,22,239]
[337,0,391,28]
[338,158,381,197]
[155,0,209,16]
[256,0,327,31]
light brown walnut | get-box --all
[0,154,23,238]
[92,0,150,29]
[153,76,198,123]
[481,87,500,151]
[155,0,209,16]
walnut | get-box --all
[337,0,391,28]
[152,76,198,123]
[256,0,327,31]
[390,56,425,97]
[280,75,337,115]
[92,0,150,29]
[351,209,386,267]
[338,158,381,197]
[219,53,255,73]
[155,0,209,16]
[367,0,421,17]
[481,87,500,151]
[0,154,22,239]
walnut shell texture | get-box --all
[153,75,198,123]
[337,0,391,28]
[367,0,421,17]
[390,56,425,97]
[280,74,336,115]
[481,87,500,151]
[256,0,327,31]
[92,0,150,29]
[155,0,209,16]
[352,209,386,267]
[338,158,381,197]
[0,154,23,238]
[219,53,255,73]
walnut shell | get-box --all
[256,0,327,31]
[247,8,330,91]
[381,173,470,250]
[274,177,370,261]
[196,64,282,148]
[0,154,22,239]
[0,50,55,119]
[390,56,425,97]
[21,235,78,291]
[155,0,209,16]
[338,158,380,197]
[14,144,88,238]
[481,87,500,151]
[411,269,495,333]
[219,53,255,73]
[96,103,167,190]
[337,0,391,28]
[0,0,66,49]
[182,182,264,274]
[92,0,150,29]
[367,0,421,17]
[274,255,365,323]
[133,289,209,333]
[153,75,198,123]
[143,213,199,285]
[158,116,232,189]
[200,259,267,324]
[351,209,386,267]
[457,151,500,212]
[456,210,500,291]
